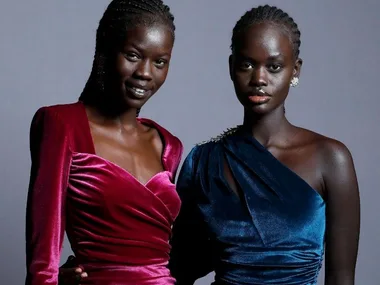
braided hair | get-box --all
[231,5,301,59]
[79,0,175,116]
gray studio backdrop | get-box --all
[0,0,379,284]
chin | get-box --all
[124,95,150,109]
[123,99,144,110]
[244,104,272,115]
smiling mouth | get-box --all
[125,85,152,99]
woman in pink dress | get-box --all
[25,1,182,284]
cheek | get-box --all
[271,73,291,91]
[154,69,169,86]
[115,58,134,78]
[233,72,250,88]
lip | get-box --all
[247,89,271,104]
[125,82,150,90]
[125,83,152,99]
[248,95,271,104]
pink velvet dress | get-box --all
[25,102,183,285]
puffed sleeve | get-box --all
[25,107,72,285]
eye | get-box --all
[239,61,253,70]
[267,64,282,72]
[154,59,168,69]
[123,52,140,62]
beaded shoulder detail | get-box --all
[196,125,243,145]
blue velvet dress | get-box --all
[169,127,326,285]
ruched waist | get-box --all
[214,248,323,285]
[212,279,316,285]
[73,241,171,266]
[78,261,175,285]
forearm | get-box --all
[325,272,355,285]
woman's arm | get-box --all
[26,107,72,285]
[169,147,215,285]
[322,140,360,285]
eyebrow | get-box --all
[237,53,285,61]
[123,43,172,58]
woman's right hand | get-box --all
[58,255,88,285]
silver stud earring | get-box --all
[290,77,299,87]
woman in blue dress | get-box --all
[169,5,360,285]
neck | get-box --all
[82,90,139,129]
[242,105,293,146]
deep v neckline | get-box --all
[78,101,169,187]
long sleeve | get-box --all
[26,107,72,285]
[169,147,215,285]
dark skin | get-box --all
[86,26,173,184]
[60,23,360,285]
[58,23,174,284]
[85,24,173,185]
[227,22,360,285]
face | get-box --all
[229,22,302,115]
[106,24,174,110]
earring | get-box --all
[290,77,299,87]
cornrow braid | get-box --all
[79,0,175,116]
[231,5,301,58]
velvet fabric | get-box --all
[170,127,326,285]
[26,102,183,285]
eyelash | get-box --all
[123,53,167,68]
[155,59,167,68]
[239,62,283,73]
[124,53,139,62]
[268,64,283,73]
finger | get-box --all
[81,272,88,278]
[76,274,82,282]
[74,267,83,273]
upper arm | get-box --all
[321,140,360,285]
[169,147,214,285]
[26,107,72,285]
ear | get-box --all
[229,54,234,81]
[293,57,303,79]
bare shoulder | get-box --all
[295,127,353,165]
[296,127,357,196]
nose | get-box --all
[250,66,268,87]
[134,60,153,80]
